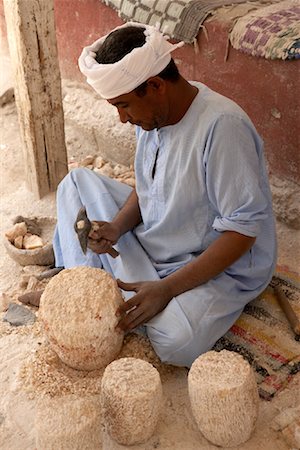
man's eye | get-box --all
[116,104,128,111]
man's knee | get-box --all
[58,167,81,190]
[147,325,215,367]
[146,324,194,367]
[64,167,90,184]
[57,167,97,194]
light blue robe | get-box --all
[53,82,276,367]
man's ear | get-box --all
[146,77,166,94]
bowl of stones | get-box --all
[3,216,56,266]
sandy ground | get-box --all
[0,77,300,448]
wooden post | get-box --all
[3,0,68,198]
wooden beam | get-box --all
[3,0,68,198]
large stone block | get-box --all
[39,267,124,370]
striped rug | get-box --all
[213,265,300,400]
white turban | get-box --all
[78,22,184,99]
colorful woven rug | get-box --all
[101,0,279,43]
[230,0,300,59]
[213,265,300,400]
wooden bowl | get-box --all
[3,216,56,266]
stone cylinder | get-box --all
[39,267,124,370]
[101,357,163,445]
[188,350,259,447]
[35,395,101,450]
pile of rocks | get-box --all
[68,154,135,188]
[5,218,45,250]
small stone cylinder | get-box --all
[101,357,163,445]
[35,395,102,450]
[188,350,259,447]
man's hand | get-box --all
[116,279,173,332]
[87,189,142,255]
[87,221,121,254]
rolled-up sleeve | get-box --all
[204,114,269,237]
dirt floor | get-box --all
[0,74,299,448]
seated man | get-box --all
[53,23,276,367]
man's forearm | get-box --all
[162,231,256,298]
[112,189,142,236]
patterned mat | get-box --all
[101,0,278,43]
[213,265,300,400]
[230,0,300,59]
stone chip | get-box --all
[3,303,36,326]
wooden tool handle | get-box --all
[274,285,300,336]
[107,247,119,258]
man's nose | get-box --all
[118,108,130,123]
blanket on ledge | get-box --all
[102,0,281,43]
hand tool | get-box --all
[74,206,119,258]
[273,284,300,341]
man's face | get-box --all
[107,83,169,131]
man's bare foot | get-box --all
[18,290,44,307]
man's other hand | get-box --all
[116,279,173,332]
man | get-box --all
[52,22,276,367]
